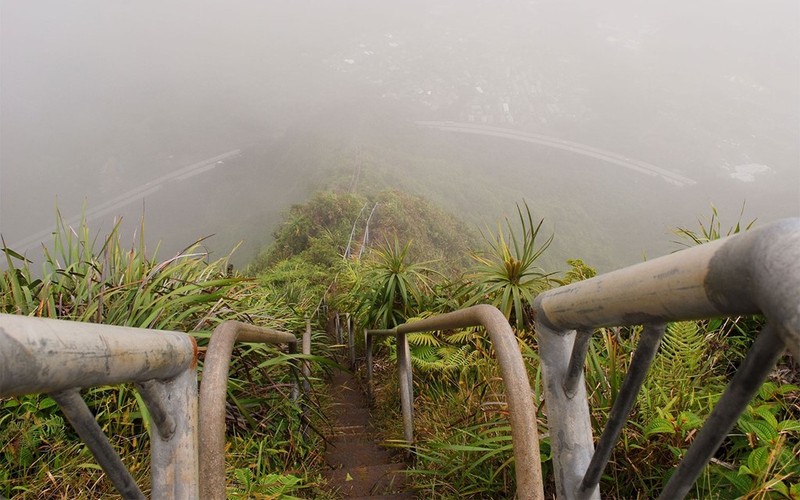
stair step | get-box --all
[322,463,406,497]
[348,494,415,500]
[332,407,371,426]
[330,433,371,441]
[329,425,372,438]
[325,441,394,467]
[323,369,409,498]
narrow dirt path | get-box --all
[321,369,413,499]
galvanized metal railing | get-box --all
[0,314,200,498]
[365,305,545,499]
[0,315,308,499]
[333,312,356,369]
[198,320,301,500]
[534,217,800,499]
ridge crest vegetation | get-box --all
[1,196,797,498]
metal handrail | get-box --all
[0,314,199,498]
[533,217,800,499]
[333,313,356,369]
[198,320,299,500]
[366,304,545,500]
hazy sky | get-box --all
[1,0,798,266]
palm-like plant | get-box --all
[463,202,554,331]
[360,237,437,329]
[672,202,755,248]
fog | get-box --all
[1,0,798,270]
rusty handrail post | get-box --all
[302,317,312,395]
[347,313,356,370]
[300,317,313,438]
[534,217,800,499]
[335,313,343,344]
[365,329,374,402]
[395,305,544,499]
[364,329,397,406]
[198,320,298,500]
[396,329,414,445]
[364,327,414,445]
[366,306,543,498]
[0,314,199,498]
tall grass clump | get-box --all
[0,213,324,498]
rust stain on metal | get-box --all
[190,336,199,369]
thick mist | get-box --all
[1,0,798,270]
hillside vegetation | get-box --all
[1,192,797,498]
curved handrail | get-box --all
[533,217,800,499]
[366,304,544,500]
[0,314,199,498]
[198,320,298,500]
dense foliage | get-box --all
[2,196,797,499]
[0,214,327,498]
[346,204,799,498]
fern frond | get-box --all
[447,329,479,344]
[408,332,441,347]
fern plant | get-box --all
[639,321,723,418]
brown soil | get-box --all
[321,369,413,499]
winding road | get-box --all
[7,149,241,253]
[416,121,696,187]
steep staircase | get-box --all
[321,369,413,499]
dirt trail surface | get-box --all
[322,369,413,499]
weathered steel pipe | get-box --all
[537,323,597,500]
[563,328,593,398]
[0,314,195,397]
[198,320,297,500]
[335,313,343,344]
[0,314,200,497]
[302,318,312,395]
[135,379,178,440]
[395,330,414,445]
[535,218,800,358]
[50,389,146,500]
[365,329,374,402]
[146,367,200,498]
[577,324,666,498]
[534,217,800,499]
[393,304,544,500]
[347,314,356,369]
[365,329,411,434]
[364,329,398,403]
